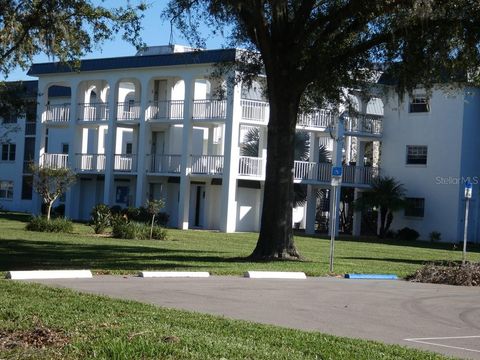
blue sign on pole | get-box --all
[332,166,343,177]
[465,181,472,199]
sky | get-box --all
[2,0,227,82]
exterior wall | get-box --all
[381,87,465,242]
[236,186,261,232]
[460,88,480,243]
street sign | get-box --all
[465,181,472,199]
[332,166,343,177]
[331,166,342,186]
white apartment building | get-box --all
[0,45,477,243]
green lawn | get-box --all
[0,280,450,360]
[1,212,479,277]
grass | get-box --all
[1,212,479,277]
[0,280,451,360]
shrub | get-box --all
[26,216,73,233]
[157,212,169,226]
[429,231,441,242]
[150,225,168,240]
[110,205,123,216]
[408,262,480,286]
[384,229,397,239]
[111,216,168,240]
[396,227,420,241]
[90,204,111,234]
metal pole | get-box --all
[329,185,337,273]
[463,198,469,265]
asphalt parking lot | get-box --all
[30,276,480,359]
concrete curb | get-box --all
[6,270,93,280]
[244,271,307,279]
[139,271,210,278]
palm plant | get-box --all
[354,176,406,239]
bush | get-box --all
[26,216,73,233]
[429,231,441,242]
[111,216,167,240]
[156,212,169,226]
[150,225,168,240]
[384,229,397,239]
[408,262,480,286]
[110,205,123,216]
[90,204,111,234]
[396,227,420,241]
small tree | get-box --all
[30,165,76,221]
[354,176,406,239]
[145,199,165,240]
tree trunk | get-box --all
[47,202,52,221]
[378,207,388,239]
[250,90,301,260]
[150,214,155,240]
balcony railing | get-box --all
[78,103,109,122]
[344,114,383,135]
[191,155,224,175]
[293,161,378,185]
[117,102,141,121]
[40,153,69,169]
[75,154,106,172]
[297,109,334,129]
[43,104,70,124]
[147,100,184,121]
[114,154,137,172]
[193,100,227,120]
[240,100,269,123]
[238,156,264,177]
[148,154,181,174]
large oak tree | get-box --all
[165,0,480,260]
[0,0,145,75]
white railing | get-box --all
[293,161,378,185]
[191,155,224,175]
[238,156,264,177]
[193,100,227,120]
[43,104,70,123]
[148,154,181,173]
[147,100,184,120]
[297,109,333,129]
[117,102,141,121]
[344,114,383,135]
[76,154,106,172]
[78,103,109,122]
[114,154,137,172]
[240,100,269,123]
[40,153,69,169]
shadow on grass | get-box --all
[0,212,31,223]
[0,238,262,272]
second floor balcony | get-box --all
[43,104,70,125]
[78,103,109,122]
[39,153,69,169]
[293,161,379,186]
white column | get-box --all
[352,188,362,236]
[103,79,117,205]
[220,76,241,232]
[65,81,80,219]
[135,77,149,207]
[310,132,319,163]
[372,141,380,167]
[32,81,48,215]
[177,76,195,229]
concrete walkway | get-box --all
[31,276,480,359]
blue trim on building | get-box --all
[28,49,237,76]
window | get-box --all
[21,176,33,200]
[405,198,425,217]
[409,96,430,113]
[0,181,13,199]
[62,143,69,154]
[1,143,16,161]
[125,142,133,155]
[406,145,427,165]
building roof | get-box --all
[28,48,237,76]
